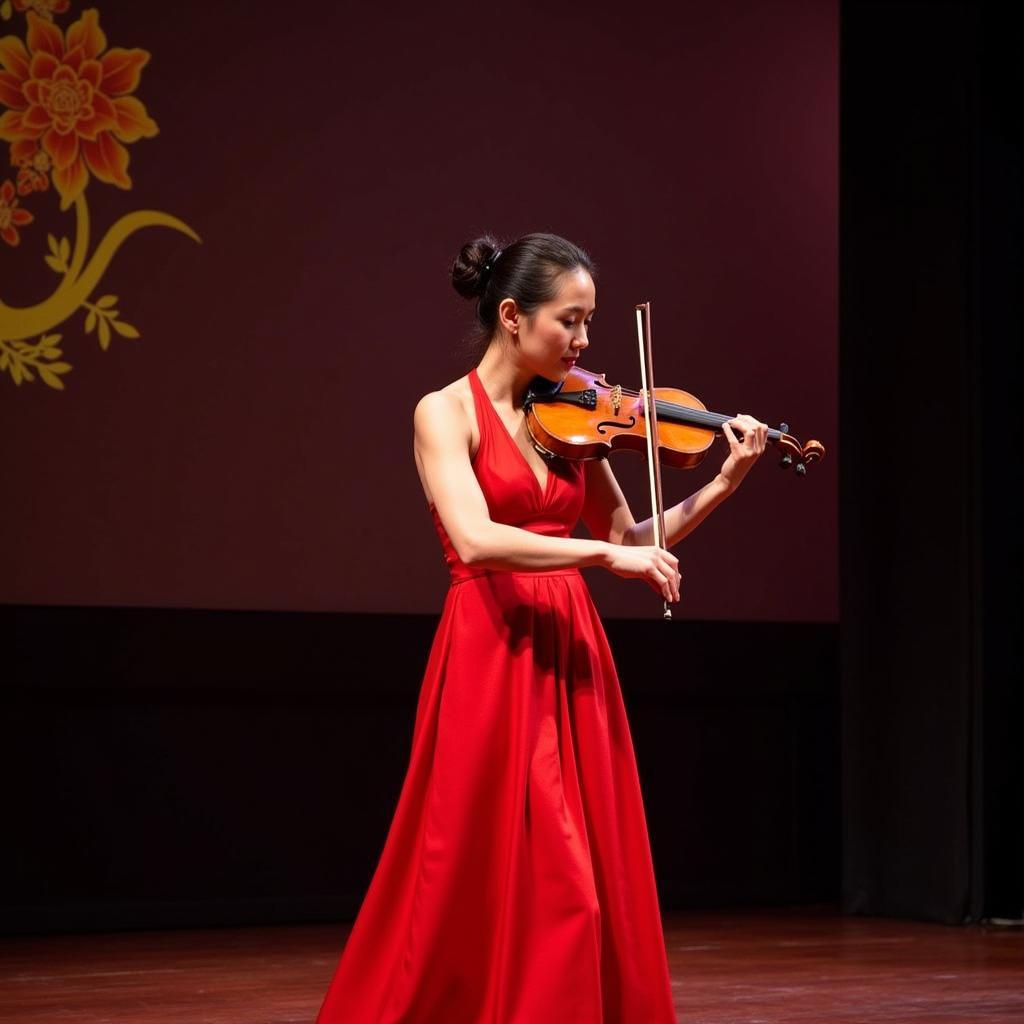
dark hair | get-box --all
[450,232,596,353]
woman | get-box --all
[316,233,767,1023]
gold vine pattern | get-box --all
[0,4,199,389]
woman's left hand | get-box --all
[719,414,769,491]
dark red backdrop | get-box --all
[1,0,836,620]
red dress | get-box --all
[316,367,677,1024]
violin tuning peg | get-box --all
[795,462,807,477]
[779,422,789,434]
[779,453,793,469]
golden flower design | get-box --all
[0,8,158,210]
[13,0,71,21]
[0,176,33,244]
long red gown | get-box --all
[316,367,678,1023]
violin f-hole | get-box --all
[596,416,637,436]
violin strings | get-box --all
[570,379,785,439]
[652,399,783,439]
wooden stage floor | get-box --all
[1,905,1021,1022]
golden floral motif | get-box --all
[0,4,198,389]
[0,8,157,210]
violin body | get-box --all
[525,367,712,467]
[525,365,825,475]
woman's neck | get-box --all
[475,338,536,411]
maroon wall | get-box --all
[1,1,836,620]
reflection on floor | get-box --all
[1,905,1021,1023]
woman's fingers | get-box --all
[727,415,769,454]
[664,555,680,602]
[650,556,681,602]
[724,418,753,450]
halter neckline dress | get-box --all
[316,367,677,1023]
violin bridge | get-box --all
[610,384,622,415]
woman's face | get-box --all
[515,268,596,381]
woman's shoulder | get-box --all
[414,373,471,413]
[413,374,474,444]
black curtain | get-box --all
[840,0,1022,923]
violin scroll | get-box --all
[774,423,826,476]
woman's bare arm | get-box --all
[582,458,726,549]
[580,414,768,549]
[414,390,611,571]
[626,472,734,548]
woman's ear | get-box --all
[497,297,520,338]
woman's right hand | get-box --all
[604,544,681,604]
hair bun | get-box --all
[451,236,500,300]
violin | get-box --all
[524,366,825,475]
[524,302,824,620]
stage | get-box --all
[1,906,1020,1022]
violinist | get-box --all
[315,232,769,1024]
